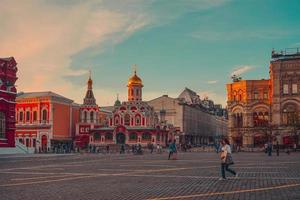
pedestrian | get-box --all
[168,140,174,160]
[150,143,154,154]
[106,144,110,154]
[219,139,237,180]
[156,144,161,154]
[268,142,272,156]
[276,141,279,156]
[264,143,268,154]
[294,143,297,152]
[168,140,177,160]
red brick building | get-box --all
[16,92,80,152]
[0,57,18,147]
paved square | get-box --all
[0,152,300,200]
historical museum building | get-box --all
[148,88,228,145]
[89,70,173,147]
[15,92,79,152]
[227,48,300,147]
[0,57,18,147]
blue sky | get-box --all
[1,0,300,106]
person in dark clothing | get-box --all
[106,145,110,154]
[276,141,279,156]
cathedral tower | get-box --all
[127,68,143,101]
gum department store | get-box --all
[227,49,300,148]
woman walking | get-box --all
[168,140,177,160]
[220,139,237,180]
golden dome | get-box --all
[128,70,142,85]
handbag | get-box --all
[225,153,234,165]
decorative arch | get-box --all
[231,105,244,128]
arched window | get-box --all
[142,132,151,141]
[26,111,30,122]
[0,112,5,138]
[283,105,298,126]
[33,111,37,122]
[19,111,24,122]
[234,113,243,128]
[124,114,130,126]
[42,110,47,122]
[253,110,269,127]
[114,115,120,125]
[135,115,141,126]
[129,132,137,141]
[90,111,94,122]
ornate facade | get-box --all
[0,57,18,147]
[89,70,172,147]
[227,49,300,147]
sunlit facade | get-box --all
[227,49,300,148]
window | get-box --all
[26,138,29,147]
[254,92,259,100]
[94,133,101,140]
[90,111,94,122]
[26,111,30,122]
[19,111,24,122]
[142,132,151,140]
[283,84,289,94]
[263,92,268,99]
[292,84,298,94]
[42,110,47,121]
[33,111,37,121]
[114,116,119,125]
[135,116,141,126]
[0,112,5,138]
[282,105,298,125]
[136,89,139,96]
[105,133,113,140]
[129,132,137,141]
[156,134,160,141]
[124,114,130,126]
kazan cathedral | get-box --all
[87,69,173,147]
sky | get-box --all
[1,0,300,106]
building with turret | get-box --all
[227,48,300,148]
[89,69,173,147]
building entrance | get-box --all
[116,132,126,144]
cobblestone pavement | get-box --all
[0,152,300,200]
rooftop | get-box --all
[271,47,300,61]
[17,91,73,103]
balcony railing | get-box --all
[16,120,52,127]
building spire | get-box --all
[84,69,96,105]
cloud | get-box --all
[230,65,254,77]
[0,0,230,105]
[207,80,218,84]
[0,0,150,103]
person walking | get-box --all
[294,143,297,152]
[276,141,279,156]
[268,141,272,156]
[219,139,237,180]
[168,140,177,160]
